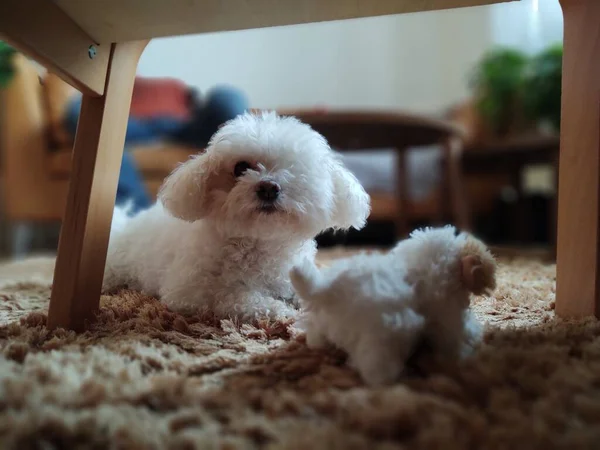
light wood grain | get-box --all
[53,0,515,43]
[0,0,110,96]
[47,41,148,331]
[555,0,600,318]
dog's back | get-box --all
[103,202,187,295]
[110,204,134,235]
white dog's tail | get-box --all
[289,258,325,303]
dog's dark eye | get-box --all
[234,161,252,178]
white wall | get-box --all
[137,5,495,114]
[136,1,564,114]
[490,0,563,54]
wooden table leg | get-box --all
[555,0,600,318]
[510,165,530,244]
[395,148,410,238]
[47,40,147,331]
[443,137,471,232]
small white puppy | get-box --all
[290,226,496,386]
[103,111,370,321]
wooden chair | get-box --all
[0,53,197,255]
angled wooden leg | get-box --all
[555,0,600,318]
[47,41,147,331]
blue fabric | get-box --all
[120,117,184,144]
[171,85,250,148]
[116,153,153,213]
[64,99,185,145]
[63,85,249,214]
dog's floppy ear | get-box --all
[158,153,212,222]
[330,160,371,230]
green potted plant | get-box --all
[469,47,529,137]
[522,43,563,132]
[0,41,17,88]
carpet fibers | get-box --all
[0,252,599,449]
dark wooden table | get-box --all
[462,134,560,255]
[279,109,471,237]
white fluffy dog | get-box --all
[103,111,370,321]
[290,226,496,386]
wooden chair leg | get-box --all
[442,137,471,232]
[555,0,600,318]
[47,40,147,331]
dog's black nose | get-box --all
[256,181,280,203]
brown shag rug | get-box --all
[0,251,599,449]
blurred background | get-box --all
[0,0,563,259]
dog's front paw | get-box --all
[102,275,125,295]
[221,294,299,323]
[262,299,299,321]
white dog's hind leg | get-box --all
[460,309,484,358]
[303,318,328,349]
[351,336,412,386]
[427,309,470,365]
[102,267,121,293]
[102,246,136,293]
[352,310,425,385]
[102,205,136,293]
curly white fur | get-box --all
[103,111,371,321]
[290,226,496,386]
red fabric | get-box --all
[129,76,191,120]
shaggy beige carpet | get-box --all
[0,252,599,449]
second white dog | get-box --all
[290,226,497,386]
[103,111,371,321]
